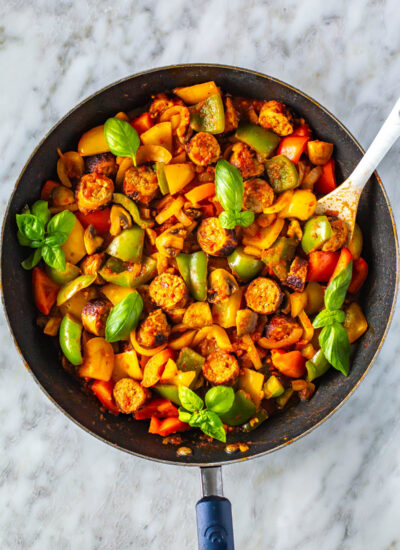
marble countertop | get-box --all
[1,1,400,548]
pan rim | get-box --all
[1,63,398,467]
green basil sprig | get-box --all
[178,385,235,442]
[104,118,140,165]
[16,203,75,271]
[215,159,255,230]
[105,291,143,343]
[313,261,353,376]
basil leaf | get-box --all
[313,309,346,329]
[104,118,140,161]
[215,159,244,213]
[31,200,50,225]
[17,230,32,247]
[178,407,192,423]
[219,210,237,230]
[188,410,208,427]
[42,245,66,271]
[205,386,235,415]
[319,323,350,376]
[29,240,45,249]
[21,248,42,270]
[178,386,204,413]
[44,232,68,247]
[16,213,45,242]
[324,261,353,310]
[235,210,255,228]
[47,210,76,239]
[195,410,227,443]
[105,291,143,343]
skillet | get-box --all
[1,64,398,549]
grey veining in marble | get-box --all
[1,1,400,549]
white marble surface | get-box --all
[1,1,400,548]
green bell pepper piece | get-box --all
[189,94,225,134]
[242,409,269,432]
[176,251,208,301]
[265,155,299,193]
[153,384,181,405]
[99,256,156,288]
[113,193,151,229]
[46,262,81,285]
[59,314,83,366]
[220,390,256,426]
[106,226,144,263]
[57,274,97,306]
[264,375,285,399]
[154,162,169,195]
[228,247,263,282]
[301,216,332,254]
[235,122,280,157]
[306,349,331,382]
[276,388,294,408]
[176,347,205,387]
[262,237,298,281]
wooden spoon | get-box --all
[315,97,400,240]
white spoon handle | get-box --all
[349,97,400,193]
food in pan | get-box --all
[16,81,368,443]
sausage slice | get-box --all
[113,378,150,413]
[245,277,283,314]
[197,217,238,257]
[203,352,240,386]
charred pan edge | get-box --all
[1,63,399,467]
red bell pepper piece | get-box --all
[130,112,153,135]
[277,135,309,164]
[199,204,215,218]
[91,380,120,415]
[149,416,190,437]
[348,257,368,294]
[314,159,337,194]
[307,251,340,282]
[271,349,306,378]
[292,124,312,138]
[76,208,111,235]
[32,267,59,314]
[134,398,178,420]
[40,180,59,201]
[329,247,352,284]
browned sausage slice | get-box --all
[202,352,240,386]
[149,273,188,311]
[245,277,283,315]
[113,378,150,413]
[137,309,170,348]
[197,217,238,257]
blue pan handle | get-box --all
[196,467,235,550]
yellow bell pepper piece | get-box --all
[163,163,195,195]
[78,125,109,156]
[173,81,220,104]
[160,359,178,383]
[101,284,136,305]
[136,145,172,165]
[290,291,308,318]
[263,190,294,214]
[238,368,265,407]
[278,190,317,220]
[170,370,196,387]
[242,218,284,250]
[344,302,368,343]
[212,288,243,329]
[79,337,114,381]
[169,330,197,350]
[61,216,86,265]
[112,350,142,382]
[140,122,173,152]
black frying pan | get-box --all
[1,64,398,549]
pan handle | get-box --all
[196,466,235,550]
